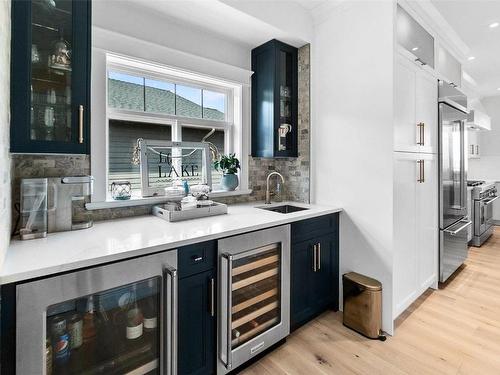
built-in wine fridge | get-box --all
[15,251,177,375]
[218,225,290,374]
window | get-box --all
[106,59,238,199]
[108,72,227,121]
[108,120,172,190]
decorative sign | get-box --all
[138,139,212,197]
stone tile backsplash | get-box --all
[10,44,310,231]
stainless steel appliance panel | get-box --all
[439,103,468,229]
[16,250,177,375]
[440,220,471,282]
[218,225,290,374]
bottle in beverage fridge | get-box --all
[142,280,158,333]
[126,284,144,340]
[82,296,97,344]
[51,316,71,366]
[68,313,83,349]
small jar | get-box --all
[111,181,132,200]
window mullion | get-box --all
[173,121,182,142]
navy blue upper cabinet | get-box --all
[11,0,91,154]
[251,39,298,158]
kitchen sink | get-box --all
[259,204,309,214]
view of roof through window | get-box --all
[108,71,226,121]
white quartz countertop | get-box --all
[1,202,342,284]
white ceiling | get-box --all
[432,0,500,98]
[293,0,329,10]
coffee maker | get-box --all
[47,176,94,233]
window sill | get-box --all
[85,189,253,210]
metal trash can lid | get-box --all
[343,272,382,291]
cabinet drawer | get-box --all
[178,241,216,278]
[291,213,338,243]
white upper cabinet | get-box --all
[436,45,462,88]
[415,68,438,154]
[395,53,438,154]
[396,5,435,68]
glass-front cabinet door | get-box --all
[275,44,297,157]
[11,0,90,153]
[16,251,177,375]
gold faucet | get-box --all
[265,171,285,204]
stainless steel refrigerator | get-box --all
[439,81,471,283]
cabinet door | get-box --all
[393,152,418,317]
[311,234,337,311]
[11,0,91,154]
[178,270,215,375]
[290,240,315,329]
[416,70,438,154]
[416,154,438,291]
[395,55,419,153]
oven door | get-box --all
[218,225,290,374]
[475,196,498,236]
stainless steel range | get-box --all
[217,225,290,374]
[469,180,498,246]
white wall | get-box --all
[312,1,395,333]
[468,96,500,180]
[0,0,11,266]
[92,0,252,71]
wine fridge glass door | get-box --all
[218,225,290,373]
[16,251,177,375]
[45,278,161,375]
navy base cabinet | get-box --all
[251,39,298,158]
[178,241,217,375]
[291,214,339,331]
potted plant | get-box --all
[213,153,241,191]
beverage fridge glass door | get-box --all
[219,225,290,373]
[16,251,177,375]
[439,103,468,229]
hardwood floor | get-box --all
[241,227,500,375]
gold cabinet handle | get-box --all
[209,277,215,317]
[417,122,425,146]
[417,160,425,183]
[422,159,425,183]
[312,244,317,272]
[78,105,84,144]
[316,243,321,271]
[421,122,425,146]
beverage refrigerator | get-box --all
[12,250,177,375]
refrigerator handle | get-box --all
[164,265,178,375]
[444,220,472,235]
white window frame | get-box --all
[94,53,248,205]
